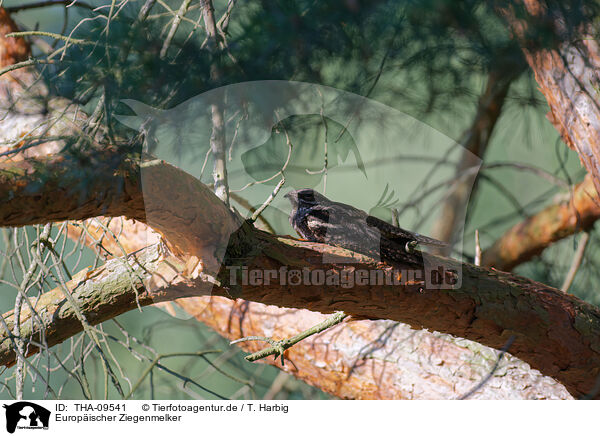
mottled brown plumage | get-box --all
[285,188,447,265]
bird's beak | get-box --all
[284,191,297,205]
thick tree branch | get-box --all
[0,244,162,366]
[503,0,600,194]
[1,232,571,398]
[1,153,599,398]
[180,297,571,399]
[0,152,145,225]
[63,217,571,399]
[482,174,600,270]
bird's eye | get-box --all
[299,191,314,201]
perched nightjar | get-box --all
[284,188,447,265]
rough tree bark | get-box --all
[0,150,599,398]
[503,0,600,195]
[480,0,600,271]
[66,218,572,399]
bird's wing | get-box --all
[365,215,448,247]
[305,204,374,245]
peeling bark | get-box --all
[504,0,600,195]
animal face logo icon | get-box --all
[3,402,50,433]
